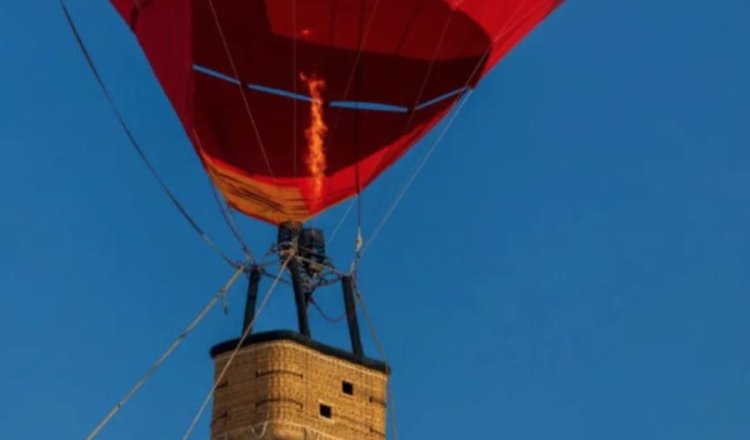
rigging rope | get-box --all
[359,43,494,261]
[360,4,538,257]
[327,199,356,246]
[340,2,465,273]
[206,0,276,184]
[193,129,256,263]
[310,297,347,323]
[292,0,298,179]
[208,179,255,263]
[352,0,369,268]
[400,1,463,132]
[346,2,542,268]
[182,256,293,440]
[59,0,240,269]
[351,278,398,440]
[362,89,475,258]
[84,266,246,440]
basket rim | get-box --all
[210,330,391,374]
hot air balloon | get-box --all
[110,0,562,224]
[65,1,564,438]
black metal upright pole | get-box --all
[242,266,262,334]
[289,259,311,338]
[342,275,364,357]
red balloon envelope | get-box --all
[111,0,562,224]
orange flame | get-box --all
[300,72,328,200]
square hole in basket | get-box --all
[342,381,354,395]
[320,404,332,419]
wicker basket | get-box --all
[210,332,389,440]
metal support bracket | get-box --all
[242,266,262,334]
[342,275,364,357]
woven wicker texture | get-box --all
[211,339,389,440]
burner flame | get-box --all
[300,72,328,200]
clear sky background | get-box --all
[1,1,749,439]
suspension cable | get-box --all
[343,3,465,272]
[292,0,298,178]
[400,1,464,132]
[359,42,493,261]
[362,90,475,258]
[182,256,292,439]
[328,199,356,246]
[84,266,245,440]
[354,2,467,197]
[352,0,368,265]
[208,179,255,263]
[59,0,239,269]
[352,278,398,440]
[206,0,276,184]
[192,129,256,263]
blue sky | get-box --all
[1,1,749,439]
